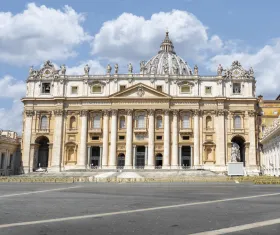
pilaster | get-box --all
[125,109,133,169]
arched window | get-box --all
[70,116,76,129]
[93,115,101,128]
[156,116,163,128]
[234,115,241,129]
[206,116,212,129]
[119,116,125,129]
[137,115,145,128]
[40,116,48,130]
[182,114,190,128]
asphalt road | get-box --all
[0,182,280,235]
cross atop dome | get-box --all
[159,30,175,54]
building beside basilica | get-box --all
[21,32,259,174]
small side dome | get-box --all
[143,31,192,76]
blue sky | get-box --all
[1,0,280,133]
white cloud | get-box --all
[0,3,91,66]
[67,60,105,75]
[0,76,26,133]
[208,39,280,99]
[91,10,224,65]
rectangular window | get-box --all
[119,136,125,140]
[42,83,51,94]
[92,136,99,140]
[156,136,163,140]
[156,86,163,92]
[233,83,241,94]
[182,136,190,140]
[0,153,5,169]
[205,86,212,95]
[92,85,102,93]
[181,85,190,93]
[119,85,126,92]
[71,86,78,94]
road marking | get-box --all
[189,218,280,235]
[0,192,280,229]
[0,186,82,198]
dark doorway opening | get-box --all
[35,136,49,169]
[231,136,246,166]
[155,153,163,168]
[182,146,191,167]
[136,146,145,167]
[91,146,100,167]
[117,153,125,168]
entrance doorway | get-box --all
[136,146,145,168]
[117,153,125,168]
[35,136,49,169]
[181,146,191,167]
[155,153,163,168]
[91,146,100,167]
[231,136,246,166]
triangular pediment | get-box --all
[110,83,171,99]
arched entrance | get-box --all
[117,153,125,168]
[136,146,145,168]
[231,136,246,166]
[35,136,49,168]
[155,153,163,168]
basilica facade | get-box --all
[21,32,259,174]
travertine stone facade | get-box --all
[260,116,280,176]
[21,32,259,174]
[0,131,21,176]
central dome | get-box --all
[142,31,192,76]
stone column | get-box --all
[248,111,257,167]
[102,110,109,168]
[51,110,64,172]
[215,110,226,166]
[147,109,155,169]
[109,109,117,168]
[125,109,133,169]
[22,110,34,173]
[179,145,182,168]
[77,110,88,169]
[133,145,136,168]
[145,145,148,167]
[193,110,200,167]
[171,110,179,169]
[99,146,103,168]
[163,109,170,169]
[87,146,91,167]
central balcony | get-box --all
[179,128,193,134]
[134,127,147,134]
[88,128,102,134]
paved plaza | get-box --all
[0,182,280,235]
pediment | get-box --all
[110,83,171,99]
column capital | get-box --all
[111,109,118,116]
[192,109,201,116]
[172,110,179,116]
[80,110,88,117]
[103,109,110,116]
[215,109,228,116]
[147,109,155,116]
[126,109,133,116]
[163,109,170,115]
[54,109,64,116]
[25,110,35,117]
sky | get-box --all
[1,0,280,133]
